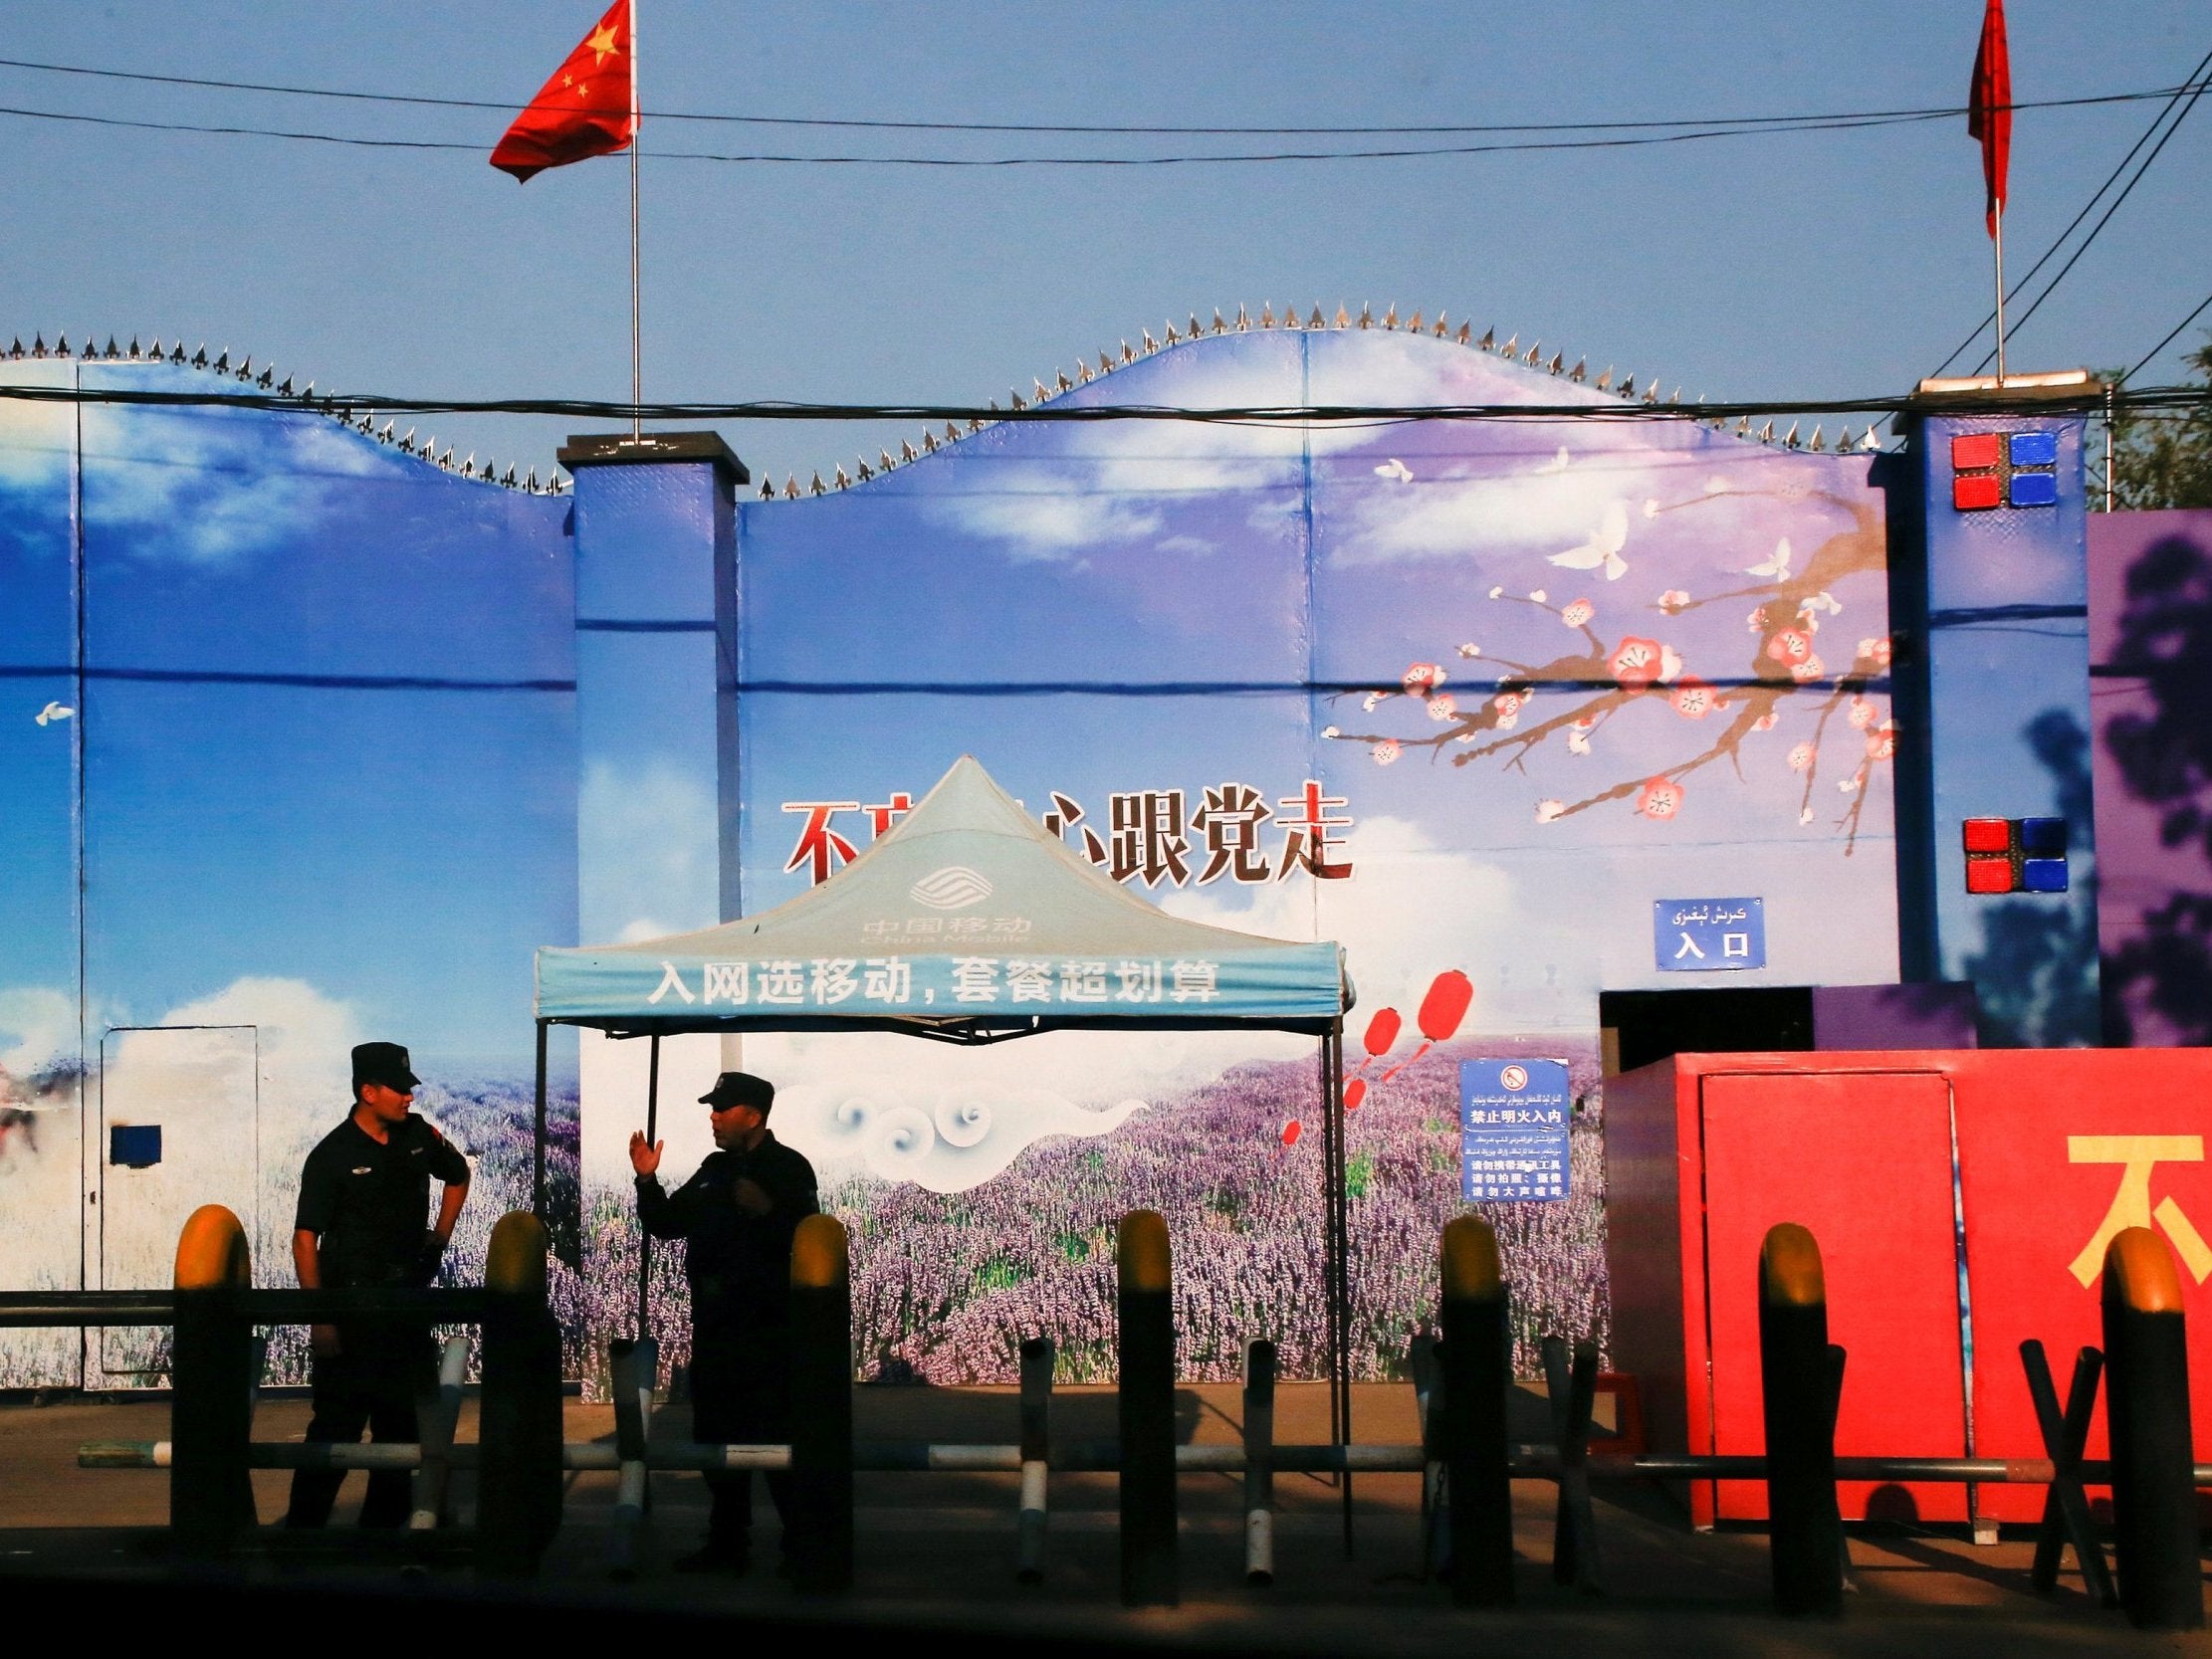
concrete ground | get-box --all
[1,1381,2204,1655]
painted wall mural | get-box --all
[3,322,1924,1388]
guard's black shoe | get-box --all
[673,1543,750,1576]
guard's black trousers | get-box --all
[284,1329,433,1529]
[690,1325,792,1552]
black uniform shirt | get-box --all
[295,1112,471,1288]
[637,1132,818,1333]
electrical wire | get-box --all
[1929,45,2212,377]
[0,52,2200,137]
[1962,58,2212,374]
[2127,291,2212,381]
[0,377,2193,424]
[0,97,1974,166]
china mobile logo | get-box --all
[2068,1136,2212,1287]
[782,781,1355,888]
[909,867,994,911]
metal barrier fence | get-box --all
[4,1206,2202,1628]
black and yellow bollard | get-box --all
[2101,1227,2203,1632]
[1439,1215,1513,1606]
[1759,1222,1844,1618]
[478,1210,562,1577]
[1117,1208,1178,1607]
[788,1212,854,1594]
[170,1205,255,1555]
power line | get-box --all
[1964,56,2212,374]
[0,52,2200,138]
[0,97,1978,167]
[1930,45,2212,377]
[0,377,2193,423]
[2128,291,2212,381]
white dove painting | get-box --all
[1547,501,1630,582]
[1373,458,1415,484]
[1745,536,1792,579]
[32,702,72,726]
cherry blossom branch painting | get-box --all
[1326,479,1896,850]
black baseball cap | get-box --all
[352,1041,421,1093]
[699,1071,774,1113]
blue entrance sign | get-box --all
[1458,1058,1570,1203]
[1654,896,1766,972]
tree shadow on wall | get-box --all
[1960,709,2100,1047]
[2101,531,2212,1044]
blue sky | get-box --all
[1,3,2206,488]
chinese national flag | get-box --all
[491,0,634,183]
[1966,0,2011,238]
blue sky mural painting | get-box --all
[0,360,575,1384]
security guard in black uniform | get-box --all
[631,1069,818,1573]
[285,1041,472,1529]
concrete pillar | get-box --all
[556,432,748,1178]
[1892,376,2101,1045]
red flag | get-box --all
[1966,0,2011,238]
[491,0,634,183]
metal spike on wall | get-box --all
[1335,305,1350,329]
[1476,327,1494,351]
[501,466,518,488]
[1668,387,1681,405]
[55,333,72,358]
[127,336,141,359]
[1862,426,1882,452]
[1309,305,1326,330]
[1406,310,1423,333]
[398,428,416,453]
[1808,425,1824,453]
[1358,304,1372,330]
[438,447,455,470]
[1076,358,1093,384]
[1757,421,1774,444]
[923,430,940,454]
[1097,351,1114,375]
[235,355,252,381]
[879,449,896,473]
[1455,321,1472,344]
[784,475,800,500]
[1233,306,1249,332]
[1569,357,1587,383]
[1189,313,1203,338]
[277,376,294,396]
[210,349,227,373]
[946,422,962,441]
[104,335,119,359]
[377,419,395,443]
[460,455,477,479]
[1055,369,1072,393]
[1165,321,1182,345]
[1618,374,1634,398]
[1212,309,1227,334]
[759,479,775,500]
[1033,378,1051,402]
[1642,380,1659,404]
[526,469,542,494]
[1499,333,1516,358]
[1008,389,1025,411]
[809,472,827,496]
[1524,341,1541,366]
[1282,305,1300,332]
[1383,304,1399,330]
[966,417,983,434]
[1258,304,1274,330]
[1120,339,1135,364]
[900,439,918,464]
[1548,352,1564,375]
[852,460,870,484]
[169,341,186,364]
[258,366,275,388]
[1141,327,1159,351]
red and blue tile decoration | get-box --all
[1962,815,2069,894]
[1950,429,2060,512]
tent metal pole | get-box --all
[532,1018,550,1219]
[1327,1021,1353,1555]
[638,1033,660,1342]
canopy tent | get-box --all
[535,753,1349,1039]
[529,754,1359,1525]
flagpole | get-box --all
[1990,197,2008,386]
[628,0,642,440]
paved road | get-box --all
[0,1381,2193,1655]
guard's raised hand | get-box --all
[628,1131,664,1176]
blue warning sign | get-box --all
[1458,1058,1570,1203]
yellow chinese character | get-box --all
[2067,1136,2212,1288]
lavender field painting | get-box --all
[578,1041,1605,1391]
